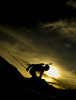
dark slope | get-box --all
[0,56,76,100]
[0,56,57,100]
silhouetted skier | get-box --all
[26,63,52,79]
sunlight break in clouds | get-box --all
[46,65,59,78]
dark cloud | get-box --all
[67,0,76,9]
[0,0,75,27]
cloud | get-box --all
[67,0,76,9]
[65,43,72,48]
[1,21,76,66]
[42,19,76,43]
[0,25,36,49]
[41,19,76,85]
[0,24,56,66]
[58,69,76,89]
[0,22,76,89]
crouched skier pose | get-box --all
[26,63,52,79]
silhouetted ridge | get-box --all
[0,56,24,82]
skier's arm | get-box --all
[26,64,33,71]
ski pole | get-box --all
[8,52,26,70]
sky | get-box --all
[0,0,76,89]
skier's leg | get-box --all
[30,69,37,78]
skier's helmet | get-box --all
[44,64,50,71]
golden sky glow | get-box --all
[1,19,76,89]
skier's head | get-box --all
[44,64,50,71]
